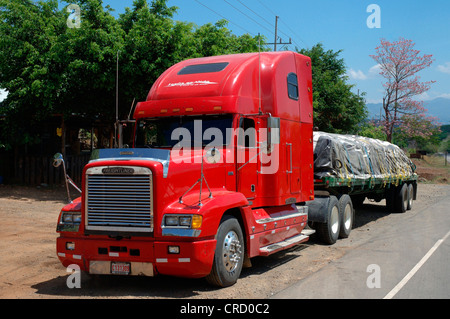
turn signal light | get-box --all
[191,215,202,229]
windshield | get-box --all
[135,115,234,148]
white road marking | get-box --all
[384,229,450,299]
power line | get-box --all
[193,0,255,35]
[235,0,274,29]
[278,17,308,48]
[256,0,277,17]
[222,0,274,36]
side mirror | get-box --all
[53,153,63,168]
[205,147,221,164]
[51,152,81,203]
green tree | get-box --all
[298,43,367,133]
[192,20,261,57]
[53,0,125,116]
[118,4,262,108]
[0,0,262,150]
[393,114,441,153]
[357,122,387,140]
[0,0,65,147]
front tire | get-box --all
[206,215,244,287]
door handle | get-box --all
[286,143,292,174]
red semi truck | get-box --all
[55,51,417,287]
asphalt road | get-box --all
[272,185,450,299]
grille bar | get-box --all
[86,169,153,233]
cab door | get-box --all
[236,117,258,200]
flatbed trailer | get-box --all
[305,131,418,244]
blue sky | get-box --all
[2,0,450,105]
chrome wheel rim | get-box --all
[403,189,408,208]
[343,203,352,230]
[408,187,413,208]
[222,230,242,272]
[331,206,339,234]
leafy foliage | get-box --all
[298,44,367,133]
[0,0,262,149]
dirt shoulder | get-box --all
[0,183,448,299]
[412,155,450,184]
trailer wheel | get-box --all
[206,215,244,287]
[316,196,340,245]
[394,183,408,213]
[406,184,414,210]
[338,195,354,238]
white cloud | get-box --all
[416,92,432,101]
[437,93,450,99]
[368,64,382,76]
[348,69,368,80]
[437,62,450,74]
[348,64,381,81]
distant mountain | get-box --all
[366,97,450,125]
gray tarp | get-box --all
[313,132,416,180]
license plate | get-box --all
[111,262,130,275]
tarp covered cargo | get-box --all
[313,132,416,181]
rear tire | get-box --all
[394,183,408,213]
[338,195,354,239]
[206,215,244,287]
[316,196,340,245]
[406,184,414,210]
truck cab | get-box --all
[56,51,315,287]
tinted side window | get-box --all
[287,73,299,100]
[178,62,229,75]
[238,118,256,148]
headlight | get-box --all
[179,216,192,227]
[163,214,202,229]
[57,211,82,232]
[165,216,180,226]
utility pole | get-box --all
[274,16,278,52]
[115,50,119,148]
[266,16,292,51]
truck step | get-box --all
[256,205,308,224]
[259,229,315,256]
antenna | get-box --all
[274,16,278,51]
[127,98,136,120]
[258,33,262,115]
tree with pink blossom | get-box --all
[395,113,441,153]
[370,37,436,143]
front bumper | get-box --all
[56,236,217,278]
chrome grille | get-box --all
[85,167,153,233]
